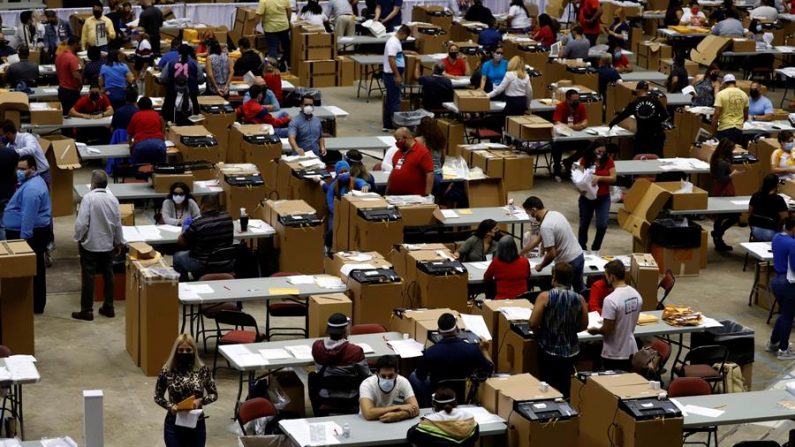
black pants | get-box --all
[602,357,632,372]
[713,213,740,241]
[634,132,665,157]
[7,227,51,314]
[538,350,576,399]
[585,33,599,46]
[58,87,81,116]
[716,127,743,145]
[80,246,115,313]
[552,141,588,175]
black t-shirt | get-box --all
[750,192,788,227]
[667,65,689,93]
[419,75,454,111]
[234,50,263,77]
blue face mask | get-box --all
[338,173,350,183]
[16,169,26,184]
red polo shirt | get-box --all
[72,94,111,115]
[388,141,434,196]
[127,109,164,144]
[56,50,81,91]
[553,102,588,124]
[579,0,601,35]
[442,57,467,77]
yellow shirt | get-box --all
[713,86,749,132]
[81,16,117,49]
[771,148,795,179]
[257,0,291,33]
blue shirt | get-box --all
[378,0,403,31]
[749,96,774,117]
[478,28,503,50]
[596,65,622,96]
[481,59,508,88]
[3,174,51,239]
[415,336,493,387]
[243,89,281,111]
[100,63,130,90]
[288,112,323,155]
[44,20,71,51]
[158,50,179,69]
[326,177,368,215]
[772,232,795,274]
[111,103,138,130]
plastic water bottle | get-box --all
[342,423,351,438]
[507,198,516,213]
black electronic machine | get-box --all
[154,161,213,174]
[294,168,331,180]
[278,213,322,227]
[181,136,218,147]
[416,259,466,275]
[619,398,682,420]
[732,152,759,165]
[225,174,265,187]
[515,399,578,422]
[358,208,401,222]
[348,268,401,284]
[579,92,601,103]
[511,322,533,338]
[428,328,480,345]
[244,134,281,145]
[200,103,234,114]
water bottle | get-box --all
[342,423,351,438]
[507,198,516,213]
[240,208,249,232]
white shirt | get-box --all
[539,210,583,264]
[359,375,414,408]
[679,8,706,25]
[13,132,49,174]
[73,188,125,252]
[601,285,642,360]
[488,71,533,107]
[750,5,778,20]
[508,5,532,29]
[300,11,328,26]
[383,35,404,74]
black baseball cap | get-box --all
[636,81,649,91]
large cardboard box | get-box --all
[334,195,404,256]
[412,5,454,31]
[659,58,699,77]
[437,118,466,155]
[506,115,553,141]
[308,293,352,338]
[336,56,356,87]
[690,143,763,196]
[454,90,490,112]
[152,172,194,193]
[410,23,449,54]
[650,244,700,277]
[120,204,135,226]
[0,240,36,355]
[198,96,235,160]
[227,124,282,189]
[388,307,456,339]
[42,135,80,217]
[297,60,337,88]
[465,177,506,208]
[689,35,732,66]
[29,102,63,125]
[503,38,549,70]
[472,299,529,358]
[470,149,535,191]
[261,200,324,273]
[230,7,259,44]
[450,21,486,42]
[138,261,179,376]
[748,137,779,180]
[167,125,223,164]
[630,253,659,311]
[495,302,535,375]
[219,163,267,219]
[389,246,468,312]
[277,157,329,218]
[636,41,672,70]
[389,243,448,278]
[731,37,756,52]
[393,202,439,227]
[292,26,336,68]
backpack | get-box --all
[631,345,662,380]
[713,362,746,393]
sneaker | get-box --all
[766,340,780,352]
[71,311,94,321]
[98,306,115,318]
[778,348,795,360]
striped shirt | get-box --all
[182,210,233,262]
[538,287,583,358]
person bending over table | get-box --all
[767,216,795,360]
[483,236,531,299]
[288,94,327,158]
[385,127,434,196]
[127,96,166,165]
[154,334,218,447]
[69,83,114,119]
[487,56,533,116]
[749,81,775,122]
[455,219,499,262]
[406,387,479,447]
[160,182,201,227]
[173,195,234,282]
[237,85,291,138]
[361,355,419,422]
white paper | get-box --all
[236,352,266,367]
[683,404,724,418]
[699,317,724,328]
[259,348,293,360]
[669,398,689,417]
[0,366,11,381]
[222,345,250,356]
[180,290,200,301]
[440,209,459,219]
[499,307,532,321]
[315,277,345,289]
[280,420,342,446]
[181,284,214,294]
[388,339,425,358]
[460,406,504,424]
[4,356,39,381]
[730,200,750,206]
[39,438,78,447]
[287,275,316,285]
[175,409,203,428]
[587,311,603,330]
[122,227,143,242]
[346,253,373,262]
[136,225,163,240]
[158,224,183,233]
[285,345,314,360]
[42,87,59,94]
[469,261,490,269]
[0,438,22,447]
[461,314,492,342]
[340,264,375,277]
[355,343,375,353]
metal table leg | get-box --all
[15,384,23,440]
[749,261,761,306]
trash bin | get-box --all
[691,319,754,366]
[393,109,435,131]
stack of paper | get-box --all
[0,439,22,447]
[355,343,375,353]
[288,275,316,285]
[316,277,345,289]
[344,252,373,262]
[259,349,293,360]
[5,356,39,381]
[340,264,375,276]
[39,438,78,447]
[285,345,313,360]
[387,339,425,358]
[280,420,342,446]
[460,406,504,424]
[500,307,532,321]
[461,314,492,342]
[175,409,203,428]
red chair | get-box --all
[350,324,386,335]
[668,377,717,446]
[236,397,278,435]
[213,310,266,375]
[266,272,308,340]
[656,269,676,310]
[195,273,239,352]
[675,345,729,392]
[648,338,672,365]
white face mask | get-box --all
[378,377,396,393]
[172,194,185,205]
[303,105,314,115]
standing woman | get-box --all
[99,49,134,110]
[664,0,684,26]
[206,40,232,98]
[487,56,533,116]
[575,139,615,254]
[160,182,201,226]
[154,334,217,447]
[456,219,499,262]
[710,138,743,252]
[16,11,44,53]
[161,44,202,125]
[506,0,532,33]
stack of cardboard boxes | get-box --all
[227,123,283,197]
[167,125,223,179]
[275,155,330,218]
[468,149,535,191]
[291,23,337,87]
[636,41,672,71]
[505,115,554,141]
[197,96,236,159]
[411,5,453,33]
[229,7,260,45]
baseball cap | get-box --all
[327,313,350,336]
[635,81,649,91]
[722,74,736,83]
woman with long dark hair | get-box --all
[99,48,134,109]
[206,40,232,97]
[160,182,201,226]
[533,13,557,48]
[507,0,531,33]
[160,44,201,125]
[575,138,616,254]
[749,174,789,242]
[710,138,743,251]
[456,219,499,262]
[300,0,328,26]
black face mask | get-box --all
[570,100,580,108]
[89,93,100,101]
[93,10,102,18]
[0,40,8,46]
[176,352,193,369]
[448,52,458,60]
[750,89,760,99]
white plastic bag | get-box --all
[442,155,469,180]
[572,166,598,200]
[362,19,387,38]
[610,186,623,204]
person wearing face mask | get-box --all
[441,44,470,78]
[595,53,621,98]
[483,235,532,299]
[3,155,51,314]
[72,170,124,321]
[488,55,533,116]
[69,83,114,120]
[361,355,419,422]
[608,81,669,157]
[160,45,203,126]
[612,45,632,73]
[520,196,585,292]
[288,95,328,158]
[237,85,290,137]
[2,121,50,186]
[679,0,706,26]
[711,73,749,144]
[173,195,234,282]
[82,1,116,51]
[478,47,507,93]
[748,81,775,122]
[406,387,479,447]
[606,7,629,51]
[573,139,616,254]
[588,260,642,371]
[710,138,744,252]
[529,262,588,399]
[155,334,218,447]
[323,161,369,249]
[0,138,18,241]
[0,32,16,59]
[533,14,558,48]
[382,25,411,131]
[386,127,435,197]
[507,0,532,33]
[43,10,71,63]
[691,65,721,107]
[751,0,779,20]
[127,96,166,164]
[711,8,745,36]
[551,90,589,179]
[772,131,795,180]
[456,219,500,262]
[160,182,201,226]
[666,54,690,94]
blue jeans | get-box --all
[106,87,126,110]
[578,194,611,251]
[771,273,795,351]
[382,69,403,129]
[173,250,205,282]
[164,413,206,447]
[132,139,167,165]
[265,29,291,65]
[751,227,777,242]
[568,253,585,293]
[408,371,431,407]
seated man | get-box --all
[173,194,234,281]
[69,83,114,119]
[360,355,419,422]
[237,85,291,137]
[551,89,589,179]
[234,36,263,77]
[242,82,281,111]
[613,46,632,73]
[5,46,39,88]
[417,63,454,112]
[410,313,493,406]
[309,313,371,415]
[749,81,774,122]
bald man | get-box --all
[386,127,435,196]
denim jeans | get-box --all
[173,250,205,282]
[80,246,115,312]
[751,227,777,242]
[382,69,403,129]
[107,87,126,110]
[265,29,291,67]
[164,413,206,447]
[132,138,167,165]
[578,194,611,251]
[568,253,585,293]
[408,371,431,407]
[771,273,795,351]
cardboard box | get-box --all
[167,125,223,164]
[41,135,80,217]
[0,92,29,129]
[261,200,324,273]
[388,308,459,343]
[471,149,535,192]
[152,172,194,193]
[120,204,135,226]
[636,41,672,70]
[219,163,267,219]
[138,261,179,376]
[454,90,490,112]
[659,58,698,77]
[731,38,756,52]
[229,7,259,44]
[689,35,731,66]
[394,203,439,227]
[630,253,659,311]
[508,407,580,447]
[618,179,708,243]
[388,243,448,278]
[308,293,352,338]
[650,244,700,277]
[451,41,482,72]
[472,299,529,358]
[391,246,468,312]
[297,59,337,88]
[437,118,466,155]
[506,115,553,141]
[0,240,36,355]
[336,56,356,87]
[227,124,282,188]
[335,195,404,257]
[409,22,449,54]
[270,370,306,417]
[292,27,336,66]
[277,157,329,218]
[748,137,779,180]
[198,96,235,160]
[465,177,506,208]
[412,5,454,31]
[29,102,63,125]
[70,13,93,45]
[690,143,762,196]
[450,21,486,42]
[496,374,564,420]
[503,38,549,70]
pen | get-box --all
[223,286,231,291]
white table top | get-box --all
[435,206,531,227]
[614,158,710,175]
[677,389,795,429]
[220,332,399,371]
[123,220,275,244]
[465,253,608,283]
[21,439,77,447]
[29,85,90,100]
[0,356,41,385]
[77,143,130,161]
[667,196,751,215]
[282,106,349,120]
[22,115,112,131]
[74,181,217,202]
[657,28,710,38]
[553,125,634,142]
[179,274,347,305]
[743,120,795,135]
[741,241,773,261]
[279,405,506,447]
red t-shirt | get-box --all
[264,73,283,102]
[553,102,588,125]
[484,257,530,299]
[533,26,555,48]
[72,94,111,115]
[588,278,613,314]
[56,50,81,91]
[615,54,630,69]
[127,110,164,144]
[580,156,615,196]
[442,57,467,77]
[388,142,434,196]
[579,0,601,35]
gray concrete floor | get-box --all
[24,78,795,445]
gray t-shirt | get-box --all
[711,18,744,36]
[359,375,414,408]
[539,210,582,263]
[328,0,354,19]
[601,285,642,360]
[561,37,590,59]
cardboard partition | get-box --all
[618,179,708,243]
[138,261,179,376]
[297,59,337,88]
[0,240,36,355]
[659,59,699,77]
[219,163,267,219]
[388,243,448,278]
[466,177,506,208]
[437,118,466,155]
[454,90,490,112]
[748,137,779,180]
[392,246,468,312]
[629,253,659,311]
[42,135,80,217]
[308,293,352,338]
[387,308,458,341]
[410,22,449,54]
[689,35,732,66]
[650,244,700,277]
[167,125,223,164]
[412,5,453,31]
[261,200,324,273]
[120,204,135,226]
[152,172,194,193]
[198,96,234,160]
[395,203,439,227]
[345,196,404,257]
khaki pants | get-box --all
[335,14,356,50]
